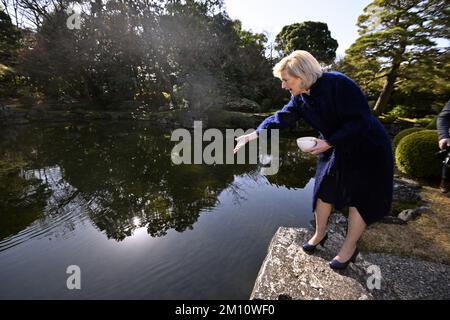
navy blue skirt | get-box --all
[317,172,338,204]
[317,171,352,207]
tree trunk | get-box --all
[374,28,408,114]
[373,63,399,114]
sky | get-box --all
[223,0,373,58]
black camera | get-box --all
[437,146,450,180]
[436,145,450,156]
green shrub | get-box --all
[392,127,425,149]
[378,113,398,124]
[415,115,436,127]
[425,115,437,129]
[395,130,441,178]
[388,105,412,118]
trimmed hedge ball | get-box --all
[392,127,426,150]
[395,130,441,178]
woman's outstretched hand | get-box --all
[234,131,258,154]
[309,138,332,155]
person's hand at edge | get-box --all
[234,131,258,154]
[439,138,450,150]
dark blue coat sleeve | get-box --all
[327,76,371,148]
[437,100,450,140]
[256,96,302,135]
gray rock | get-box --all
[224,98,261,113]
[398,206,433,222]
[250,226,374,300]
[380,216,408,225]
[414,206,433,215]
[393,177,422,202]
[251,217,450,300]
[398,209,416,222]
[394,176,421,189]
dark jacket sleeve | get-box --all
[437,100,450,140]
[327,76,371,148]
[255,96,302,135]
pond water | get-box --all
[0,122,317,299]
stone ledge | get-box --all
[250,215,450,300]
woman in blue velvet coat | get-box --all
[234,50,393,270]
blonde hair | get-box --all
[273,50,323,89]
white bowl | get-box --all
[296,137,317,152]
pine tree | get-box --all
[343,0,449,113]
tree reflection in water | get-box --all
[0,123,316,243]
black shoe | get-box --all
[302,233,328,253]
[329,248,359,270]
[440,180,450,193]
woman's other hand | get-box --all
[309,138,332,155]
[439,138,450,150]
[234,131,258,154]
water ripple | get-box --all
[0,166,91,252]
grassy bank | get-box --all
[361,185,450,265]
